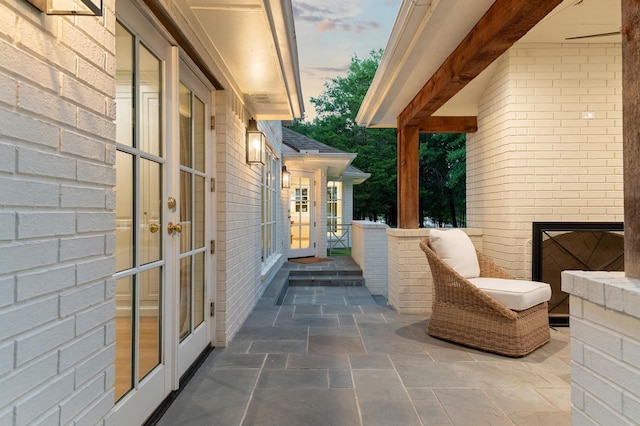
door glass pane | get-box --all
[194,175,204,249]
[140,158,162,264]
[179,83,192,167]
[139,45,161,156]
[180,171,192,253]
[179,257,192,340]
[115,151,134,272]
[194,252,204,327]
[194,96,205,172]
[115,22,134,148]
[115,276,133,401]
[138,267,161,381]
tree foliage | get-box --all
[419,133,466,227]
[289,49,398,224]
[289,49,466,227]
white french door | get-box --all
[114,2,212,424]
[175,63,210,378]
[289,172,316,258]
[113,16,170,425]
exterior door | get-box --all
[175,64,210,377]
[289,172,315,258]
[114,17,170,425]
[114,3,212,424]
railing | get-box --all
[327,224,351,255]
[532,222,624,326]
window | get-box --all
[327,181,342,233]
[261,150,278,262]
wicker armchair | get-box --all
[419,237,550,357]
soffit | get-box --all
[181,0,304,119]
[357,0,621,128]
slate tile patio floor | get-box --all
[158,264,571,426]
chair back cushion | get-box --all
[468,277,552,311]
[429,228,480,278]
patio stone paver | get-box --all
[158,259,571,426]
[433,388,513,425]
[256,369,328,389]
[358,398,422,426]
[308,335,367,355]
[241,388,360,426]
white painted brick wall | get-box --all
[467,43,623,278]
[352,221,388,296]
[16,266,77,303]
[563,271,640,425]
[0,0,116,424]
[214,92,285,346]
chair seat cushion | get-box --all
[468,277,552,311]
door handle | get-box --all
[149,222,160,233]
[168,221,182,234]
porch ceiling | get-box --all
[356,0,622,129]
[180,0,304,120]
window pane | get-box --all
[194,96,205,172]
[139,45,161,156]
[194,252,205,328]
[115,151,133,272]
[115,276,133,401]
[194,175,204,249]
[138,267,161,381]
[179,256,192,341]
[265,223,271,256]
[180,171,192,253]
[179,83,192,167]
[140,158,162,264]
[115,22,134,148]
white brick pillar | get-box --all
[352,221,389,296]
[562,271,640,424]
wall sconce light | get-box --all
[25,0,102,15]
[282,166,291,189]
[246,118,265,165]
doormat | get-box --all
[289,257,332,264]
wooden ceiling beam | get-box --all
[418,116,478,133]
[398,0,563,129]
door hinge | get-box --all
[210,301,215,317]
[210,240,215,254]
[210,177,215,192]
[210,115,215,130]
[314,242,316,248]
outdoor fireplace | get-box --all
[532,222,624,326]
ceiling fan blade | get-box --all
[566,31,621,40]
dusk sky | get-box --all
[292,0,402,121]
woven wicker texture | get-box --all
[419,237,550,357]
